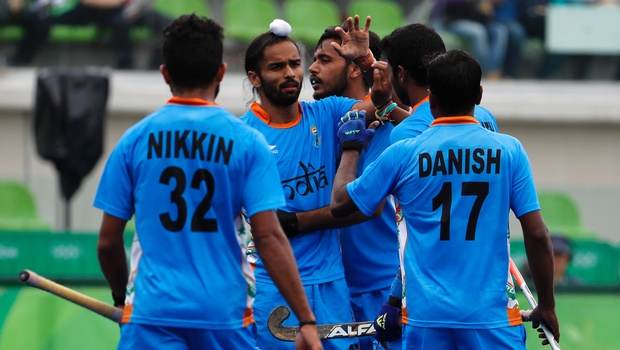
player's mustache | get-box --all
[280,79,300,89]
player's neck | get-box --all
[342,83,369,101]
[409,86,430,108]
[172,86,217,102]
[258,99,300,124]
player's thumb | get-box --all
[366,120,380,138]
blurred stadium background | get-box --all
[0,1,619,349]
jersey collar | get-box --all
[411,96,429,115]
[250,101,302,128]
[166,97,219,106]
[431,116,480,126]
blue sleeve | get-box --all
[93,136,134,220]
[241,130,286,217]
[510,139,540,218]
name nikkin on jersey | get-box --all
[147,130,232,165]
[419,148,501,177]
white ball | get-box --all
[269,19,292,37]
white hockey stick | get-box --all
[509,259,560,350]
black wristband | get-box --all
[299,319,317,328]
[112,292,125,307]
[340,141,363,152]
[277,209,299,238]
[388,295,402,308]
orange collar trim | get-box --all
[362,93,371,101]
[166,97,219,106]
[431,116,480,126]
[411,96,429,114]
[250,101,302,128]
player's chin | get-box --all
[312,90,329,100]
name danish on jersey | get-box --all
[325,322,375,338]
[147,130,232,165]
[420,148,501,177]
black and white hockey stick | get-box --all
[267,305,375,342]
[268,304,535,342]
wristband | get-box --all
[354,50,376,71]
[277,209,299,238]
[340,141,363,153]
[112,292,125,307]
[299,319,317,328]
[375,102,398,123]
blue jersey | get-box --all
[347,116,537,328]
[339,122,399,294]
[241,96,357,284]
[94,97,285,329]
[390,98,499,144]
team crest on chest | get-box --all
[311,126,322,148]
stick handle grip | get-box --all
[19,269,123,323]
[509,259,561,350]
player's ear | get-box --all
[215,63,227,83]
[397,65,407,86]
[248,70,262,88]
[476,85,483,105]
[349,61,362,79]
[160,64,171,85]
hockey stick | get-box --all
[18,269,123,323]
[509,258,561,350]
[268,305,376,341]
[268,304,536,342]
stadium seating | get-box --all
[0,181,50,231]
[510,239,620,287]
[538,190,598,239]
[283,0,342,48]
[346,0,405,39]
[568,239,620,286]
[223,0,279,44]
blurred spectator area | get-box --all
[0,0,617,79]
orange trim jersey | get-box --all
[347,117,536,328]
[94,97,285,329]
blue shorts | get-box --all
[254,277,356,350]
[350,288,403,350]
[118,323,255,350]
[403,324,526,350]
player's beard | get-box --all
[261,77,302,107]
[392,75,411,107]
[313,67,348,100]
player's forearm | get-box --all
[330,150,361,217]
[97,239,128,299]
[521,211,555,309]
[255,232,315,322]
[297,205,372,232]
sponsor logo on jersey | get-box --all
[269,145,278,154]
[326,323,376,338]
[311,126,318,136]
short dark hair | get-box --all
[380,24,446,87]
[315,26,382,61]
[161,14,223,89]
[427,50,482,115]
[244,32,300,74]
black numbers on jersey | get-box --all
[432,182,489,241]
[159,166,218,232]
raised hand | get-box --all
[331,15,372,65]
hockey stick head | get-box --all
[268,305,297,342]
